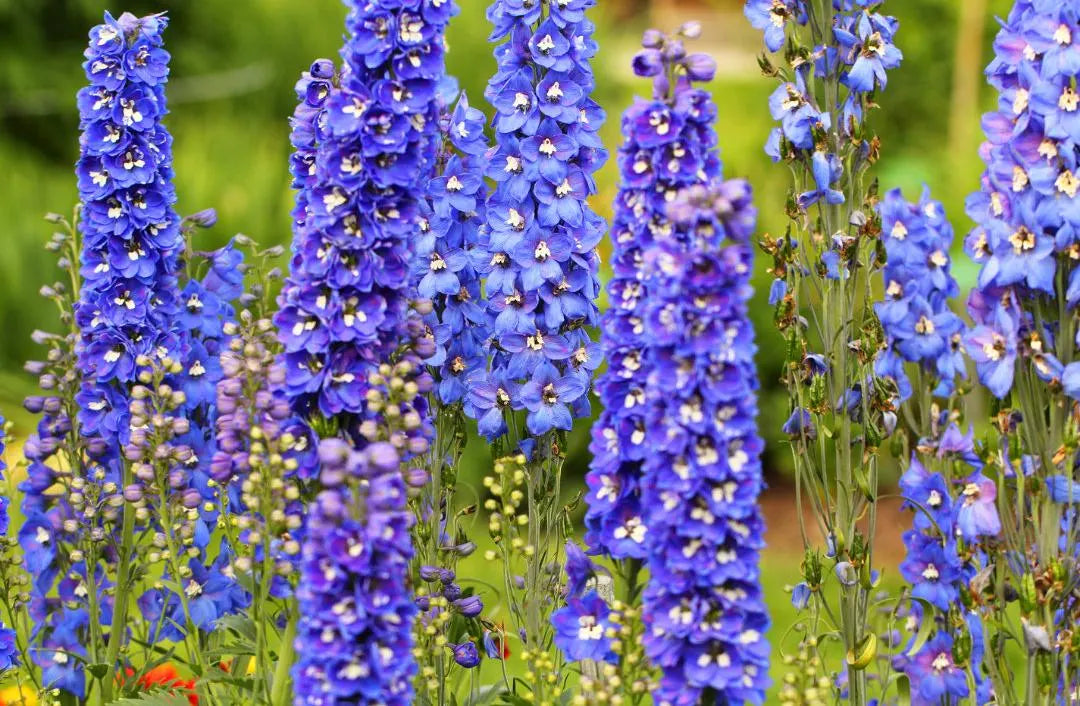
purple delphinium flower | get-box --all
[276,0,452,424]
[639,179,770,704]
[744,0,807,53]
[964,0,1080,398]
[469,0,606,441]
[293,442,417,705]
[585,27,721,562]
[905,634,970,704]
[551,591,616,663]
[286,1,450,702]
[895,425,994,703]
[415,94,492,407]
[874,187,965,401]
[75,11,182,442]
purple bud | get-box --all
[310,59,335,79]
[181,489,202,509]
[123,485,144,503]
[23,396,46,413]
[414,336,436,359]
[632,49,664,78]
[366,442,399,472]
[186,208,218,228]
[405,468,430,488]
[641,28,664,48]
[318,438,352,471]
[419,565,441,582]
[682,53,716,82]
[453,595,483,618]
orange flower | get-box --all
[119,664,198,705]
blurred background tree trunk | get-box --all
[949,0,988,184]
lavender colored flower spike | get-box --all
[639,179,770,704]
[584,28,721,561]
[294,442,417,705]
[276,0,455,422]
[874,187,966,401]
[466,0,606,441]
[75,11,181,442]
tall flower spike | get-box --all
[585,26,722,562]
[963,0,1080,400]
[75,11,182,445]
[749,2,902,703]
[286,2,450,699]
[640,180,770,705]
[276,0,454,424]
[960,2,1080,698]
[467,0,606,442]
[294,441,417,705]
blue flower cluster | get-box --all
[74,11,181,442]
[874,188,965,402]
[585,26,721,561]
[0,414,17,675]
[751,0,901,163]
[465,0,606,440]
[414,94,491,407]
[277,0,454,421]
[963,1,1080,399]
[894,425,996,705]
[293,439,417,705]
[640,180,771,704]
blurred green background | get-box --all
[0,0,1011,691]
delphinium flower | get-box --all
[75,10,181,463]
[291,303,435,703]
[579,23,721,700]
[276,0,453,423]
[470,0,606,701]
[869,188,994,703]
[19,215,99,698]
[961,2,1080,698]
[893,428,995,705]
[0,416,23,679]
[750,1,903,702]
[634,180,770,704]
[408,93,494,702]
[282,1,451,699]
[472,0,605,445]
[21,12,202,700]
[874,187,965,408]
[122,360,250,688]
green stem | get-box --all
[269,607,298,706]
[100,464,137,703]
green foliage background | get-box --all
[0,0,1008,485]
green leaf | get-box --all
[87,662,111,679]
[111,694,194,706]
[215,614,259,642]
[906,597,937,657]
